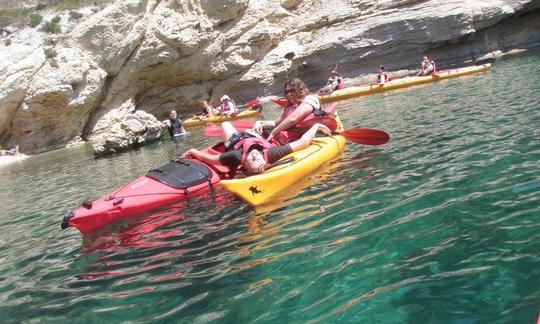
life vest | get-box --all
[233,137,274,171]
[376,73,388,83]
[273,102,338,146]
[220,99,237,113]
[424,61,437,75]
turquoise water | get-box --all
[0,51,539,323]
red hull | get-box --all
[63,147,229,234]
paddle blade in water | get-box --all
[339,128,390,145]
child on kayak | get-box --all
[253,78,338,146]
[182,122,331,176]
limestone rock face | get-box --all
[91,101,164,157]
[1,0,540,156]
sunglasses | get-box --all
[285,88,296,94]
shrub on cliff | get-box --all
[29,14,43,27]
[44,16,61,33]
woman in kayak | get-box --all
[253,78,337,146]
[417,56,437,76]
[182,122,331,176]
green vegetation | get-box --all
[29,14,43,27]
[0,7,25,28]
[44,47,57,58]
[44,37,56,46]
[0,0,113,28]
[44,15,61,33]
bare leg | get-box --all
[221,122,237,142]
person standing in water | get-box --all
[162,110,186,139]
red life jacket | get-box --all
[233,137,274,170]
[220,99,237,113]
[272,102,339,146]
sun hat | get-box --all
[221,95,230,102]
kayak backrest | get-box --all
[146,159,212,189]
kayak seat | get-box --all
[146,159,212,189]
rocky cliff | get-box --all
[1,0,540,155]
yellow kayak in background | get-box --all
[319,63,493,103]
[182,109,261,128]
[220,118,346,206]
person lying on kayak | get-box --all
[253,78,338,146]
[182,122,331,176]
[162,110,186,138]
[417,56,437,76]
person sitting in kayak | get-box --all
[417,56,437,76]
[201,100,216,117]
[219,95,237,115]
[162,110,186,138]
[376,65,389,85]
[318,70,345,95]
[182,121,331,176]
[253,78,338,146]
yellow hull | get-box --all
[319,63,493,103]
[182,109,261,128]
[220,122,346,206]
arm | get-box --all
[288,123,331,152]
[162,119,171,128]
[182,149,222,165]
[253,120,276,135]
[267,102,313,141]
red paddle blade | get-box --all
[245,99,260,108]
[271,97,289,107]
[231,120,255,129]
[339,128,389,145]
[203,120,255,137]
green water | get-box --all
[0,51,539,323]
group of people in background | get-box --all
[200,95,237,118]
[164,54,436,176]
[162,94,238,138]
[318,55,437,94]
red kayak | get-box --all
[62,145,232,234]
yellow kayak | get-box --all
[220,119,346,206]
[319,63,493,103]
[183,109,261,128]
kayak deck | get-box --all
[183,109,261,128]
[319,63,492,103]
[63,153,228,234]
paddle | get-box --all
[245,97,288,109]
[204,120,255,137]
[204,120,390,146]
[334,128,389,146]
